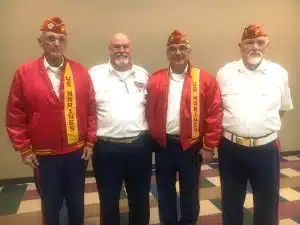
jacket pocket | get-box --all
[29,112,40,130]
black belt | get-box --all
[166,134,180,141]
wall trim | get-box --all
[0,150,299,186]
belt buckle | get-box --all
[123,138,134,144]
[111,138,133,144]
[236,136,251,147]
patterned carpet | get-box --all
[0,155,300,225]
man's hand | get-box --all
[199,149,214,164]
[22,153,39,168]
[81,146,93,160]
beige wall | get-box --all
[0,0,299,179]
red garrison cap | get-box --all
[167,29,190,46]
[40,16,67,34]
[241,24,267,40]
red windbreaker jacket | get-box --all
[6,56,96,157]
[146,65,223,151]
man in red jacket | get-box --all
[146,30,223,225]
[6,16,96,225]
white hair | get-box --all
[39,31,46,39]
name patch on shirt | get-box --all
[134,81,147,94]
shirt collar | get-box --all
[237,58,268,75]
[44,57,64,72]
[169,64,188,82]
[108,60,136,77]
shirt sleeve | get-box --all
[280,71,293,111]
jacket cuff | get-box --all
[20,148,33,158]
[203,144,217,152]
[84,141,94,149]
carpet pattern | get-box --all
[0,155,300,225]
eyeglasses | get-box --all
[45,35,67,44]
[243,39,268,48]
[167,44,190,54]
[111,44,130,51]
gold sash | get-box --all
[191,67,200,139]
[63,63,79,145]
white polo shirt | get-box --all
[89,62,149,138]
[217,59,293,138]
[44,57,63,98]
[166,66,188,135]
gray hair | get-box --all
[39,31,46,39]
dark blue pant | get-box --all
[34,172,69,225]
[35,149,86,225]
[155,138,201,225]
[218,137,280,225]
[92,133,152,225]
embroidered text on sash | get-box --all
[64,63,79,145]
[191,67,200,139]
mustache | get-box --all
[249,51,263,56]
[115,53,128,57]
[50,47,61,51]
[172,56,184,61]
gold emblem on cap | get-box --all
[48,23,54,29]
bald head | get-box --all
[109,33,131,47]
[109,33,132,72]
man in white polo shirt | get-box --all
[88,33,152,225]
[216,24,293,225]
